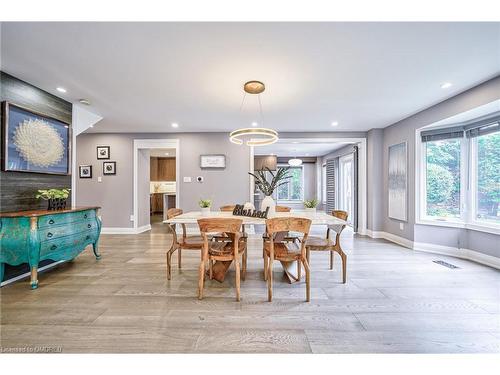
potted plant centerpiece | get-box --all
[199,198,212,216]
[249,167,290,216]
[36,188,71,210]
[303,198,319,213]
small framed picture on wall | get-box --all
[97,146,110,160]
[103,161,116,175]
[79,165,92,178]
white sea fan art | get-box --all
[12,118,65,168]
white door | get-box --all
[339,154,354,224]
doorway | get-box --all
[339,154,354,225]
[133,139,180,233]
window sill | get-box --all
[416,219,500,235]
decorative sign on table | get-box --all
[1,101,70,175]
[232,204,269,218]
[200,154,226,169]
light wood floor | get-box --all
[1,220,499,353]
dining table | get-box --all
[163,210,347,283]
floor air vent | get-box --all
[433,260,460,269]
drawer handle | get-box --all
[87,224,92,228]
[84,214,88,219]
[51,245,57,250]
[86,235,91,240]
[48,219,55,224]
[47,232,53,238]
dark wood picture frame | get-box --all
[1,101,71,175]
[96,146,110,160]
[79,165,92,179]
[103,161,116,175]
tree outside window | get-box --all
[476,131,500,223]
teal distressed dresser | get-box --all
[0,207,101,289]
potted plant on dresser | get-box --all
[36,188,71,210]
[249,167,290,216]
[303,198,319,213]
[199,198,212,216]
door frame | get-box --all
[133,138,180,232]
[339,153,355,224]
[272,137,367,235]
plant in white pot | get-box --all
[199,198,212,216]
[303,198,319,213]
[249,167,290,216]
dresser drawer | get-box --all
[39,221,97,242]
[40,231,95,258]
[38,210,96,228]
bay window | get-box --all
[419,117,500,230]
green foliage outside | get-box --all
[426,139,460,217]
[426,132,499,222]
[477,132,500,221]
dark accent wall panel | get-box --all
[0,71,72,213]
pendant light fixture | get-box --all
[288,158,303,166]
[229,81,279,146]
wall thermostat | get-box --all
[196,176,204,183]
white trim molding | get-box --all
[365,230,500,270]
[133,139,180,231]
[101,224,151,235]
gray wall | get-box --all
[367,129,384,232]
[377,75,500,256]
[76,132,250,228]
[0,71,72,212]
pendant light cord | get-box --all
[258,94,265,126]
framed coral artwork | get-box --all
[1,101,70,175]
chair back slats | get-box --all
[331,210,348,221]
[266,217,311,235]
[275,205,291,212]
[219,205,236,212]
[167,208,183,219]
[198,218,243,234]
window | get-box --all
[474,131,500,224]
[419,118,500,230]
[322,163,326,203]
[277,166,303,201]
[424,139,461,219]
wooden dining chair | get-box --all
[305,210,348,283]
[262,205,298,257]
[197,218,247,301]
[166,208,204,280]
[275,205,291,213]
[214,205,248,244]
[264,217,312,302]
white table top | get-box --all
[163,210,347,226]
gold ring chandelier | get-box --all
[229,81,279,146]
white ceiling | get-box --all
[1,22,499,133]
[255,141,351,157]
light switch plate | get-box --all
[399,222,404,230]
[183,177,192,183]
[98,176,102,182]
[130,215,134,222]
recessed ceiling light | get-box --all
[251,122,258,127]
[441,82,452,89]
[270,153,275,156]
[56,87,67,93]
[79,98,91,105]
[89,125,94,128]
[171,123,179,128]
[164,152,169,156]
[292,141,299,144]
[331,121,339,127]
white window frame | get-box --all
[416,128,500,235]
[276,164,304,202]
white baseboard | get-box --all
[0,260,65,287]
[101,224,151,234]
[365,229,500,270]
[413,242,500,270]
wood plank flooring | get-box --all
[1,221,499,353]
